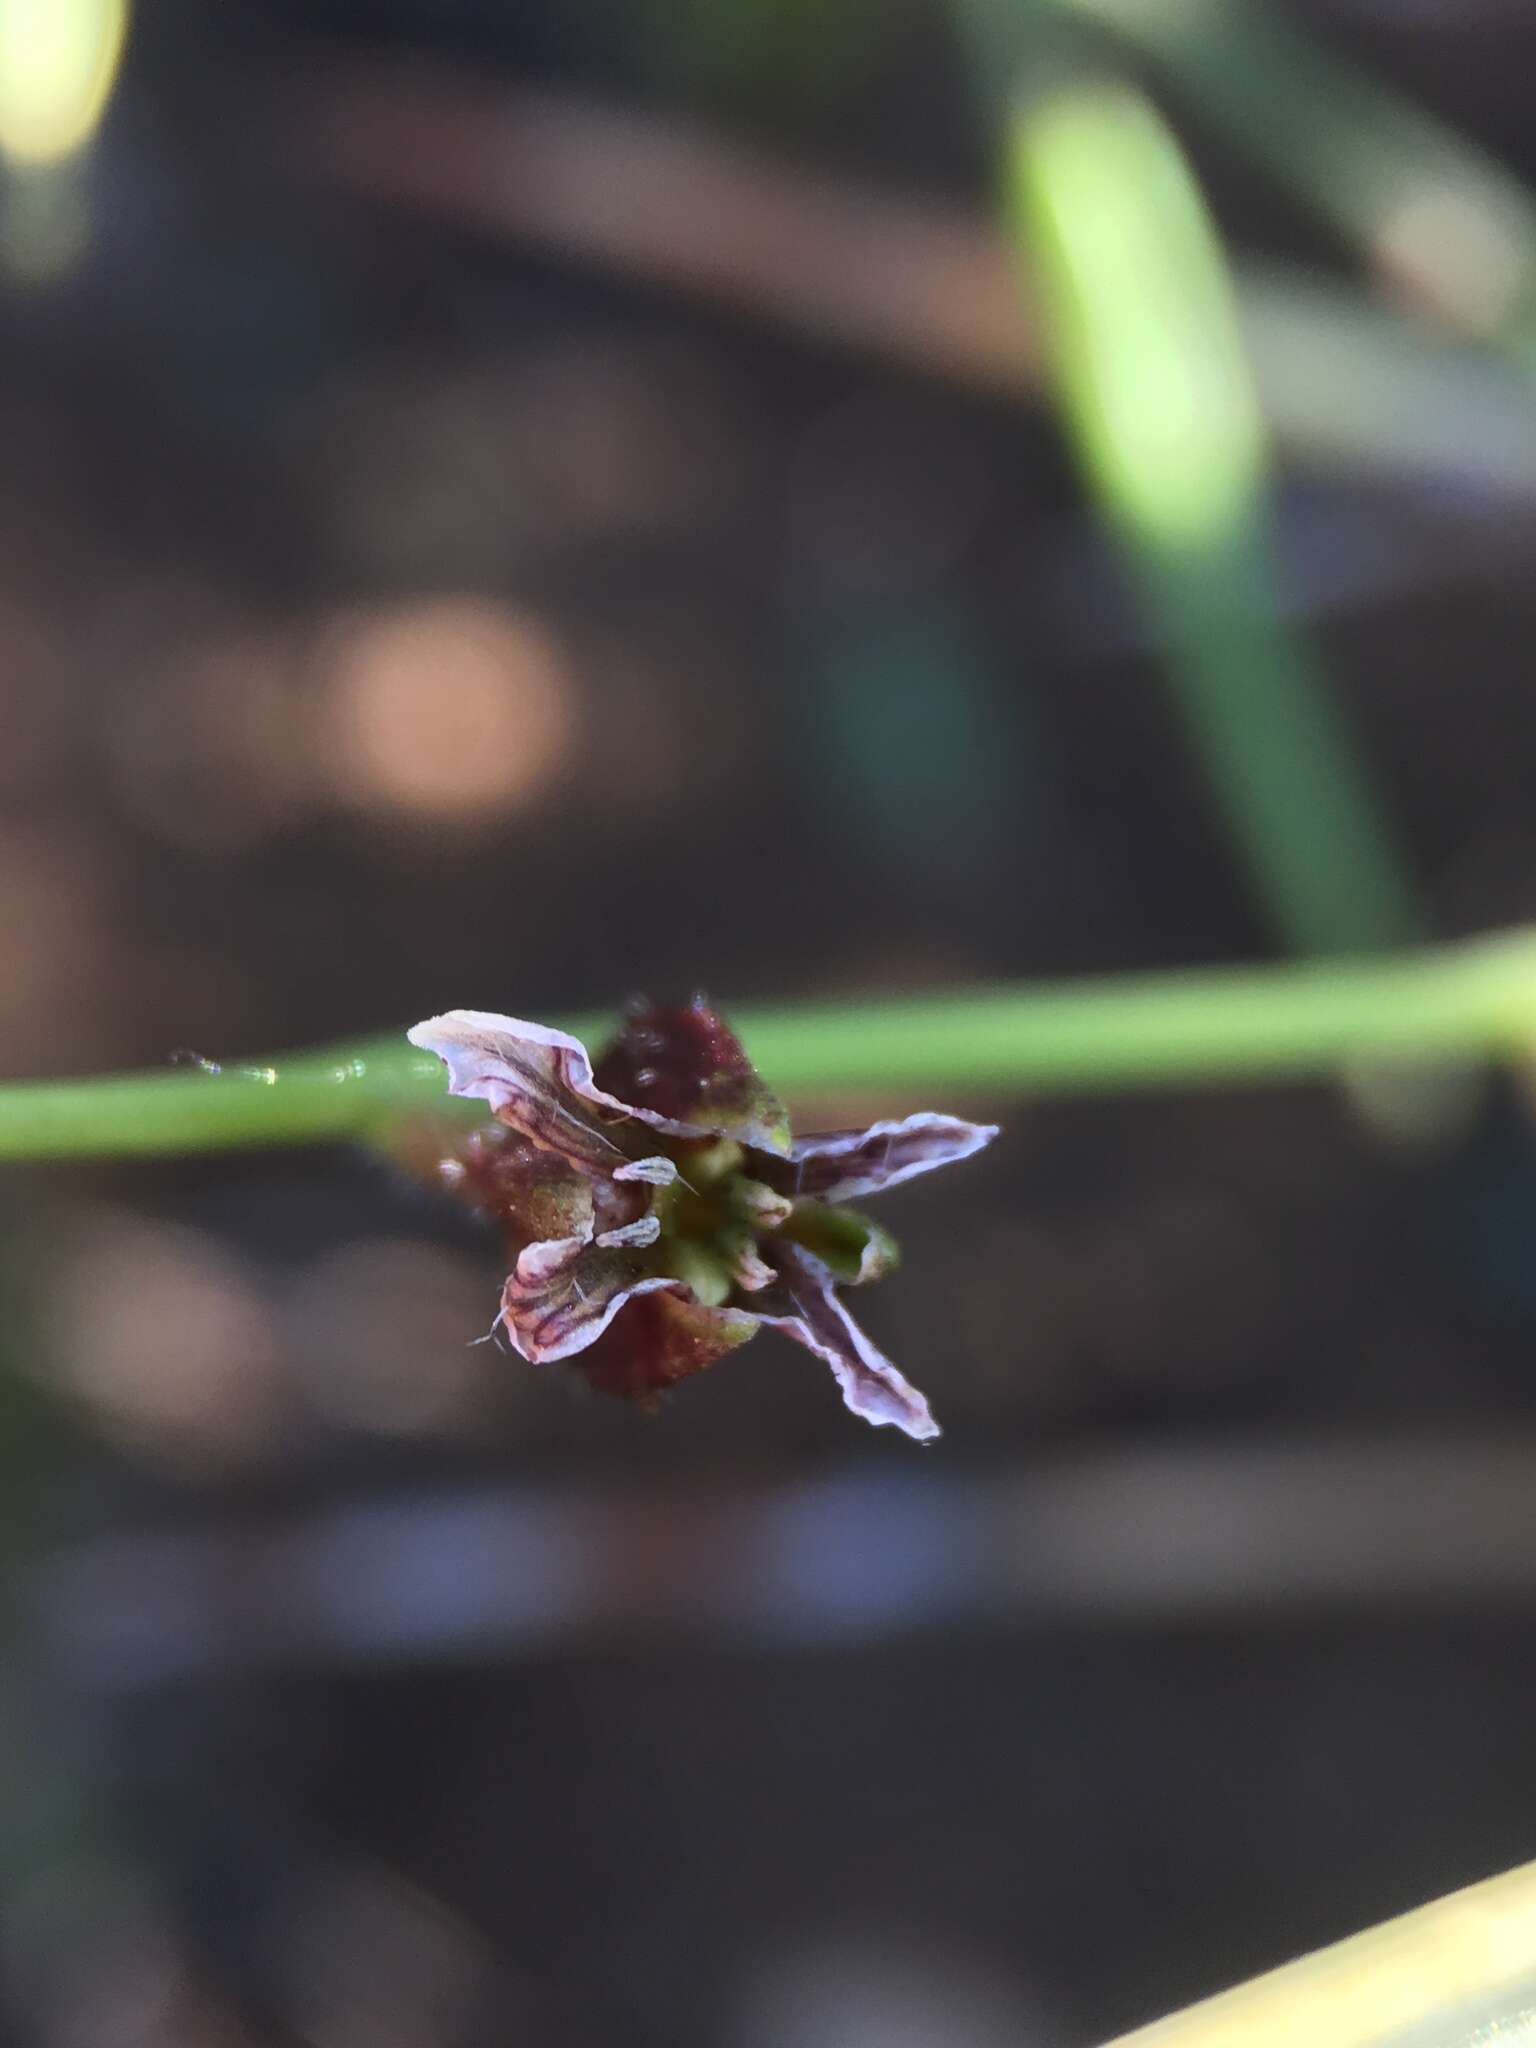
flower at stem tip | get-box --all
[406,998,997,1440]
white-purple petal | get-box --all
[502,1233,677,1364]
[786,1113,998,1204]
[408,1010,733,1170]
[613,1156,678,1186]
[757,1245,940,1441]
[596,1215,662,1250]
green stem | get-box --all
[741,933,1536,1093]
[2,932,1536,1160]
[0,1043,455,1160]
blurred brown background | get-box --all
[5,2,1536,2043]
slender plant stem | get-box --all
[0,932,1535,1161]
[737,932,1536,1093]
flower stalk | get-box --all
[0,931,1533,1165]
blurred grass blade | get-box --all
[1136,530,1420,957]
[1007,80,1418,954]
[1008,79,1264,550]
[1239,265,1536,495]
[304,61,1536,495]
[1056,0,1536,358]
[1104,1854,1536,2047]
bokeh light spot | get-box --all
[283,1238,500,1440]
[0,0,127,166]
[323,597,574,823]
[40,1215,289,1477]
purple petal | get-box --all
[784,1114,998,1204]
[408,1010,738,1171]
[758,1245,939,1441]
[501,1236,675,1364]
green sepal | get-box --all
[776,1199,899,1285]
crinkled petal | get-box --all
[409,1007,716,1171]
[501,1236,675,1364]
[409,1009,728,1170]
[592,998,792,1155]
[757,1245,939,1441]
[573,1288,761,1405]
[781,1113,998,1204]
